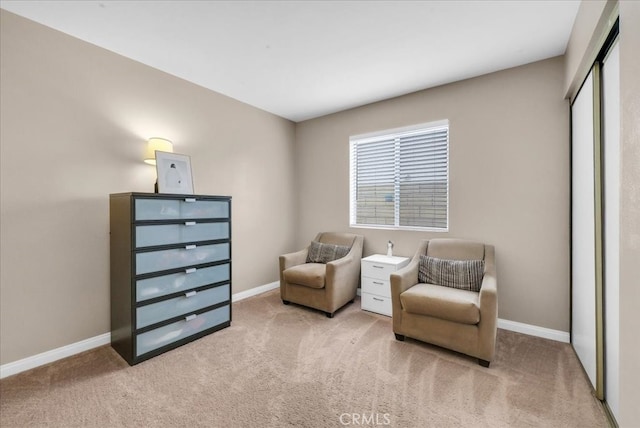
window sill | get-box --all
[349,224,448,233]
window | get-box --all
[349,120,449,231]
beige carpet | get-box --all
[1,289,607,427]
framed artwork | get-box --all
[155,151,194,194]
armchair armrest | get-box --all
[390,259,418,331]
[390,238,427,298]
[477,244,497,361]
[479,274,497,312]
[326,253,353,270]
[325,235,363,291]
[279,248,308,302]
[279,248,308,273]
[479,244,497,311]
[390,239,428,332]
[390,259,419,297]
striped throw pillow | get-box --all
[306,241,351,264]
[418,255,485,292]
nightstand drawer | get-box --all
[135,198,229,220]
[136,243,230,275]
[136,263,230,302]
[361,293,392,317]
[137,284,229,329]
[136,222,229,248]
[362,261,396,279]
[361,277,391,298]
[360,255,409,317]
[136,305,230,357]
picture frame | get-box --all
[155,151,194,194]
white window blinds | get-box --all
[350,121,449,230]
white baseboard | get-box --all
[498,318,570,343]
[0,332,111,379]
[0,282,281,379]
[0,283,568,379]
[232,281,279,302]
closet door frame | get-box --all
[570,19,619,404]
[570,65,603,399]
[601,37,620,422]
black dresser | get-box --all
[109,192,232,365]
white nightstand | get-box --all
[361,254,410,316]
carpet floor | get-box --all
[1,289,608,427]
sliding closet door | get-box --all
[602,40,620,419]
[571,69,602,395]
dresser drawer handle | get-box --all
[373,281,384,285]
[185,267,197,274]
[185,290,197,298]
[185,244,196,250]
[185,314,197,322]
[373,297,384,302]
[184,221,196,226]
[372,265,384,269]
[184,198,196,203]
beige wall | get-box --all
[618,2,640,426]
[564,1,640,425]
[0,11,296,365]
[564,0,618,99]
[295,57,570,332]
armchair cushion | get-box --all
[283,263,326,289]
[418,255,485,292]
[306,240,350,264]
[400,283,480,325]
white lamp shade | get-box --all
[144,138,173,165]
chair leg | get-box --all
[478,359,490,368]
[394,333,405,341]
[282,300,290,305]
[325,312,334,318]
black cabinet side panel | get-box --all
[109,193,133,363]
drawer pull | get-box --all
[373,265,385,269]
[185,290,197,298]
[373,281,384,285]
[184,221,196,226]
[185,244,196,250]
[373,297,384,302]
[184,198,196,203]
[185,267,197,274]
[185,314,197,322]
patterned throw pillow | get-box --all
[306,241,351,264]
[418,255,485,292]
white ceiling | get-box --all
[1,0,580,122]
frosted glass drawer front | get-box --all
[135,198,229,220]
[362,261,395,280]
[361,277,391,298]
[137,284,230,329]
[136,305,230,357]
[136,222,229,248]
[361,293,392,317]
[136,243,230,275]
[136,264,230,302]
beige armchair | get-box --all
[390,238,497,367]
[279,232,364,318]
